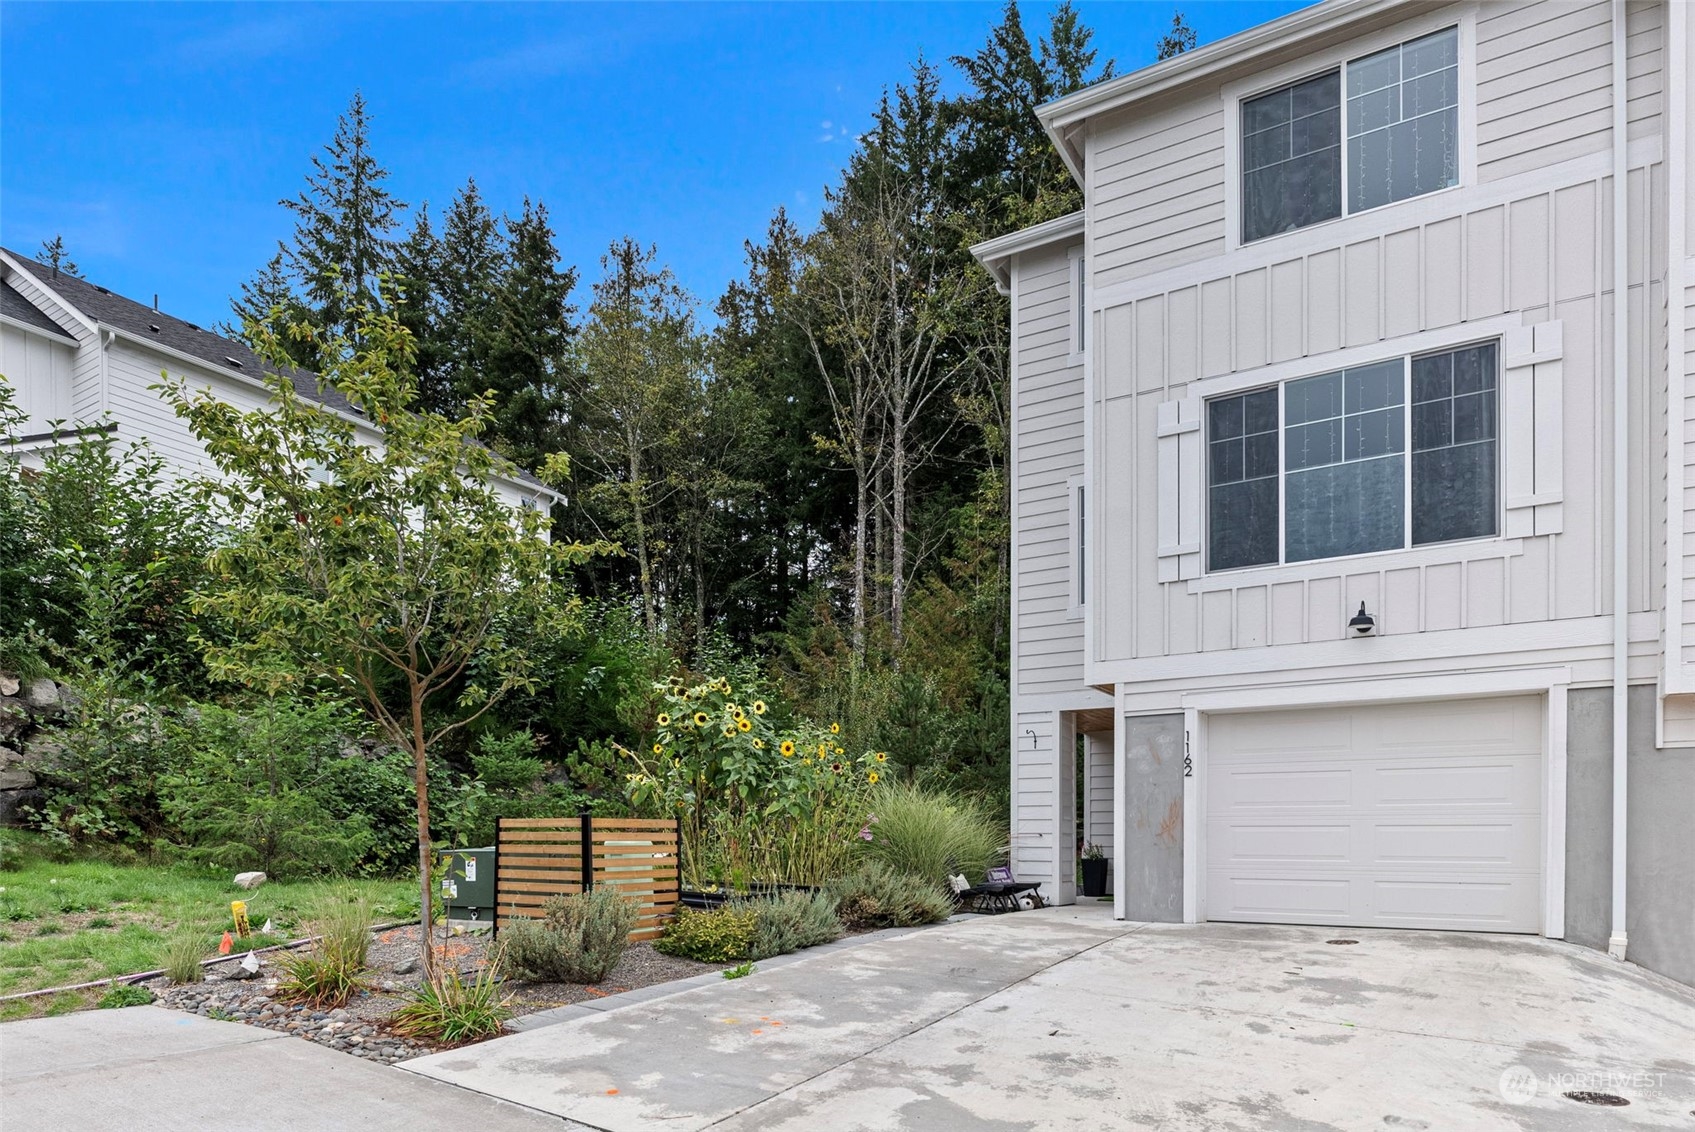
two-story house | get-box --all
[975,0,1692,987]
[0,247,560,511]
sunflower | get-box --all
[737,718,752,732]
[652,743,665,755]
[656,713,671,727]
[693,712,709,727]
[720,680,733,694]
[834,746,845,756]
[722,725,737,738]
[752,739,765,749]
[780,740,796,757]
[817,743,828,757]
[830,722,841,735]
[867,771,880,784]
[874,751,888,762]
[830,762,844,773]
[751,701,766,715]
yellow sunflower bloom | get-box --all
[752,701,766,715]
[780,740,796,757]
[694,712,709,727]
[737,718,752,732]
[723,726,737,738]
[830,722,841,735]
[874,751,888,762]
[652,743,665,755]
[834,746,845,756]
[868,771,880,784]
[753,739,765,749]
[817,743,827,757]
[656,713,671,727]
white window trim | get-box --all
[1066,246,1087,367]
[1066,474,1086,620]
[1200,332,1505,577]
[1220,6,1477,254]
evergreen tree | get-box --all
[278,92,405,350]
[227,248,316,367]
[481,198,576,472]
[35,234,78,278]
[437,178,505,414]
[1156,10,1198,61]
[392,206,454,414]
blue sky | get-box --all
[2,1,1307,331]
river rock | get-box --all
[0,674,18,697]
[0,769,35,791]
[23,679,59,710]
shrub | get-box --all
[827,861,953,929]
[498,888,637,984]
[97,984,153,1009]
[165,933,205,984]
[160,698,374,879]
[277,894,371,1007]
[653,906,758,963]
[859,781,1004,888]
[392,959,511,1043]
[747,891,842,960]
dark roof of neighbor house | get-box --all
[1,249,551,493]
[1,279,80,342]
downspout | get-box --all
[98,324,115,419]
[1607,0,1630,963]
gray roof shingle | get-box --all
[1,279,80,341]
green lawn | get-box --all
[0,832,415,1018]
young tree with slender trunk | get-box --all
[160,299,587,977]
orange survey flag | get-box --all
[218,931,233,955]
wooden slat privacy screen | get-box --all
[494,816,679,942]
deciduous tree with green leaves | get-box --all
[160,299,590,976]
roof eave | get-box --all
[969,212,1086,294]
[0,251,97,338]
[1035,0,1407,180]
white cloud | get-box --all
[821,119,832,129]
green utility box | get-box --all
[439,846,497,922]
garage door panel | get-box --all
[1204,696,1543,933]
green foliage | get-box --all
[858,781,1004,887]
[497,888,636,985]
[391,958,511,1043]
[277,894,371,1007]
[625,676,881,887]
[96,983,153,1009]
[653,906,758,963]
[165,933,205,984]
[826,861,953,929]
[747,891,842,960]
[722,961,755,980]
[159,698,374,879]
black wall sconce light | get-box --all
[1348,602,1377,638]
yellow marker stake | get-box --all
[230,900,251,939]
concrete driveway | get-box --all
[405,905,1695,1131]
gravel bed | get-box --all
[147,923,727,1065]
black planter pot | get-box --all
[1080,858,1109,898]
[678,883,820,910]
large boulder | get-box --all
[22,679,59,711]
[0,786,42,826]
[0,674,18,697]
[233,872,268,890]
[0,700,28,744]
[0,769,35,791]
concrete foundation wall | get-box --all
[1122,715,1184,923]
[1564,686,1695,987]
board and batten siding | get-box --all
[1014,239,1087,697]
[1092,155,1667,667]
[1,323,76,428]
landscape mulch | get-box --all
[147,923,729,1065]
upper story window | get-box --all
[1241,26,1459,244]
[1206,340,1497,571]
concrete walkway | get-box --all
[404,905,1695,1131]
[0,1005,573,1131]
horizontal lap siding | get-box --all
[1476,1,1616,181]
[1095,157,1665,664]
[1014,241,1086,696]
[1089,102,1226,291]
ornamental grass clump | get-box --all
[654,905,758,963]
[827,861,953,929]
[277,893,371,1008]
[498,888,637,984]
[392,955,511,1043]
[858,781,1005,888]
[747,891,842,960]
[165,932,205,985]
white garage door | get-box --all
[1205,696,1543,933]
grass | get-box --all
[0,831,414,1018]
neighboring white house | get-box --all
[975,0,1694,987]
[0,247,561,511]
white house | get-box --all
[974,0,1694,987]
[0,247,561,511]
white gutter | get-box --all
[99,327,115,418]
[1607,0,1630,964]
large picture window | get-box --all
[1206,341,1498,571]
[1241,26,1459,243]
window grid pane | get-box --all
[1207,388,1280,571]
[1283,361,1407,563]
[1242,71,1342,243]
[1412,342,1498,545]
[1346,27,1459,213]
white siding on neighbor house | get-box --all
[1,323,76,428]
[102,339,280,480]
[1673,0,1695,678]
[1091,153,1667,671]
[1012,709,1060,885]
[1083,731,1114,855]
[1014,240,1087,698]
[2,267,102,422]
